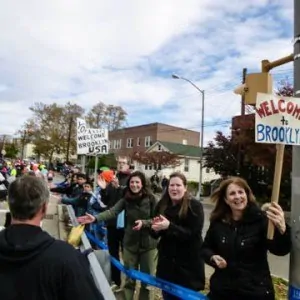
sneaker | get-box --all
[110,283,118,291]
[110,283,122,292]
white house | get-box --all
[132,140,220,183]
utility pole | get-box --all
[66,116,73,162]
[237,68,247,175]
[241,68,247,116]
[289,0,300,298]
[21,130,27,160]
[171,74,205,199]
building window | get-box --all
[158,144,162,151]
[127,138,133,148]
[145,136,151,147]
[184,158,189,172]
[109,141,112,149]
[112,140,122,149]
[137,137,140,146]
[206,168,210,173]
[116,139,122,149]
[182,139,187,145]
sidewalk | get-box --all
[42,194,60,239]
[201,197,214,206]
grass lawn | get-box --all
[152,276,288,299]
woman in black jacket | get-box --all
[202,177,291,300]
[151,172,205,300]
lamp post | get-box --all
[172,74,205,199]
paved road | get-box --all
[202,202,290,280]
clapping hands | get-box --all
[151,215,170,231]
[132,220,143,231]
[211,255,227,269]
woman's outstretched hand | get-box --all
[77,213,96,225]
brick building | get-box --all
[109,122,200,157]
[231,113,255,138]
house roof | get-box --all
[154,141,202,158]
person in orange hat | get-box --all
[100,170,114,184]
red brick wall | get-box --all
[157,123,199,146]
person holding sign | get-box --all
[201,177,291,300]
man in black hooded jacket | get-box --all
[0,175,104,300]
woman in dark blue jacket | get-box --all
[202,177,291,300]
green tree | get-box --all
[87,153,117,169]
[204,131,239,177]
[4,143,19,159]
[21,102,84,163]
[16,121,36,159]
[29,103,66,162]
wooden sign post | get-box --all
[267,144,285,239]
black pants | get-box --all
[4,212,11,227]
[207,292,275,300]
[0,190,7,201]
[162,291,183,300]
[107,226,124,286]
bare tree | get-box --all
[87,102,127,130]
[86,102,106,128]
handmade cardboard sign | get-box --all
[77,118,109,155]
[255,93,300,145]
[255,93,300,239]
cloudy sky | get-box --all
[0,0,294,145]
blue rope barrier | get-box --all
[85,230,208,300]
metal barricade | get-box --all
[66,205,116,300]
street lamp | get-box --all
[172,74,205,200]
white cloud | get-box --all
[0,0,294,146]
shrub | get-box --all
[187,181,199,196]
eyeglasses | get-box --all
[118,161,128,165]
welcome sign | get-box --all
[255,93,300,145]
[77,118,109,155]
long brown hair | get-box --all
[158,172,191,219]
[210,177,256,222]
